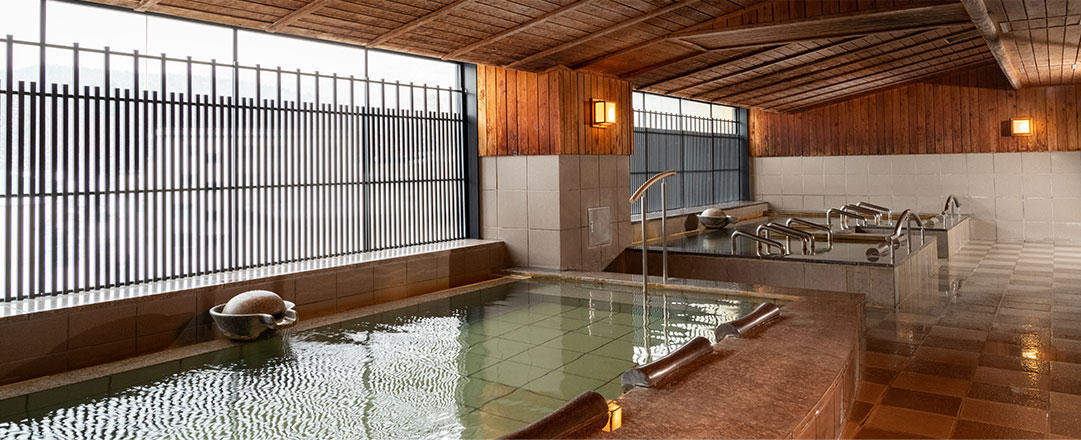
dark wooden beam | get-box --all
[661,37,866,95]
[702,27,975,103]
[572,1,771,71]
[134,0,164,12]
[442,0,599,61]
[960,0,1024,89]
[670,3,971,50]
[506,0,700,70]
[368,0,473,48]
[267,0,332,33]
[635,46,781,89]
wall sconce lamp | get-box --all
[602,400,622,432]
[1010,118,1033,136]
[592,99,616,128]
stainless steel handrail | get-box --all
[843,204,883,225]
[888,209,926,263]
[630,170,678,293]
[826,208,866,229]
[785,218,833,249]
[757,223,815,254]
[731,230,787,256]
[942,195,962,217]
[856,202,892,220]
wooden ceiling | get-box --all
[977,0,1081,86]
[89,0,1080,113]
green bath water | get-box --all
[0,278,766,439]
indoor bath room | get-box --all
[0,0,1080,438]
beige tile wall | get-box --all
[753,151,1081,243]
[481,155,631,270]
[0,241,505,386]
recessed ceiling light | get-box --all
[1074,64,1078,70]
[999,22,1010,33]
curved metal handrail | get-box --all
[757,223,815,254]
[631,170,678,293]
[856,202,892,219]
[942,195,962,216]
[826,208,866,229]
[889,209,926,256]
[785,218,833,248]
[843,204,882,225]
[731,230,787,256]
[629,170,677,203]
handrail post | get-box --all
[641,193,648,294]
[661,180,668,283]
[630,171,678,294]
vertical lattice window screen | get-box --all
[630,92,748,216]
[0,2,468,301]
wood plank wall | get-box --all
[477,65,633,156]
[749,64,1081,157]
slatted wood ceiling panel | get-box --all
[749,64,1081,157]
[81,0,1032,113]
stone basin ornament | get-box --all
[697,208,739,229]
[210,290,298,341]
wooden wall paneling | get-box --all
[506,69,519,155]
[497,67,508,155]
[1004,84,1018,152]
[523,70,536,155]
[537,70,549,155]
[1047,86,1060,151]
[549,71,561,154]
[1056,86,1070,152]
[1070,85,1079,151]
[477,64,489,156]
[749,64,1081,157]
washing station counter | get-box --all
[770,210,971,260]
[610,214,939,308]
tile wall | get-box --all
[0,241,505,385]
[752,151,1081,243]
[480,155,632,270]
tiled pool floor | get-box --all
[0,279,761,439]
[847,240,1081,439]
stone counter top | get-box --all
[506,268,864,440]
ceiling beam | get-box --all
[703,27,974,104]
[670,3,971,50]
[442,0,599,61]
[572,1,771,71]
[506,0,700,70]
[267,0,332,33]
[759,43,990,110]
[960,0,1024,89]
[134,0,164,12]
[635,46,781,89]
[368,0,473,48]
[661,37,867,95]
[701,28,963,102]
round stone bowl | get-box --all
[210,300,298,341]
[698,214,738,229]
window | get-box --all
[0,0,469,300]
[630,92,749,217]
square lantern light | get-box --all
[602,400,622,432]
[1010,118,1033,136]
[592,99,616,128]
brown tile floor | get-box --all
[843,241,1081,439]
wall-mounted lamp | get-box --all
[592,99,616,128]
[602,400,622,432]
[1010,118,1033,136]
